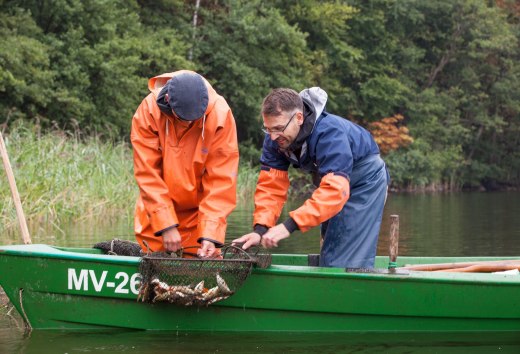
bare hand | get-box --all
[232,232,262,250]
[197,240,218,258]
[162,227,182,253]
[262,224,290,248]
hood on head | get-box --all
[285,87,328,153]
[299,87,328,118]
[168,73,208,121]
[148,71,216,118]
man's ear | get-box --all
[296,111,304,125]
[165,93,169,101]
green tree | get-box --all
[1,0,192,136]
[0,9,55,123]
[193,0,312,140]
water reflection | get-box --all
[1,191,520,352]
[227,191,520,257]
[1,328,519,354]
[3,191,520,257]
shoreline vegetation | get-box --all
[2,0,519,226]
[0,123,261,232]
[0,123,517,233]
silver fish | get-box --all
[152,291,170,302]
[206,294,230,306]
[173,285,197,295]
[194,280,205,295]
[216,274,232,295]
[203,286,220,301]
[152,278,170,294]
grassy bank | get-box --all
[0,124,137,231]
[0,123,265,232]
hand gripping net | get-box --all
[137,244,271,307]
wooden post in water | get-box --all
[0,131,32,244]
[388,215,399,269]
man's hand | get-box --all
[261,224,290,248]
[197,240,218,258]
[162,227,182,253]
[232,233,262,250]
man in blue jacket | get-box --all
[233,88,389,268]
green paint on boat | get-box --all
[1,244,519,332]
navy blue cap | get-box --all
[167,73,209,121]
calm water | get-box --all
[1,191,520,353]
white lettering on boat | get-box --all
[115,272,129,294]
[130,273,140,294]
[68,268,88,291]
[89,270,108,292]
[67,268,141,295]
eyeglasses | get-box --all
[261,112,297,134]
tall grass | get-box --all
[0,123,137,231]
[236,163,259,201]
[0,123,265,233]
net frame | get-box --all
[137,244,269,306]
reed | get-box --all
[237,163,259,201]
[0,123,136,231]
[0,123,263,231]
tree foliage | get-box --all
[368,115,413,155]
[0,0,519,190]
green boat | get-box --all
[1,243,520,332]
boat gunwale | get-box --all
[1,244,520,286]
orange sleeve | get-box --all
[289,173,350,232]
[197,107,239,245]
[253,167,290,228]
[130,97,179,234]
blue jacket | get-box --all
[253,87,386,233]
[260,111,381,184]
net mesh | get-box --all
[137,244,271,306]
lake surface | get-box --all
[5,190,519,257]
[1,191,520,353]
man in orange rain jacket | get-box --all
[233,88,389,268]
[131,70,239,257]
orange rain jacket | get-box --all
[253,170,349,233]
[131,71,239,253]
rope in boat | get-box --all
[108,239,117,255]
[18,288,32,331]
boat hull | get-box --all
[1,244,520,332]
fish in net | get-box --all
[137,244,271,306]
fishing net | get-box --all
[137,244,271,307]
[93,239,143,257]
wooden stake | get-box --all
[388,214,399,269]
[0,131,32,244]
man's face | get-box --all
[262,111,304,149]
